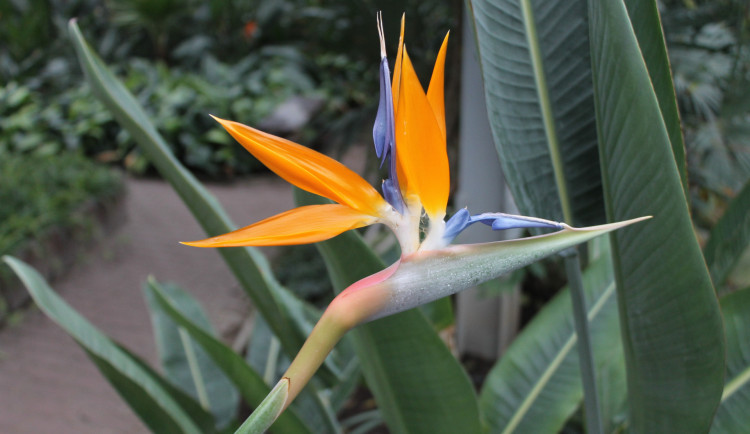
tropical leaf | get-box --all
[468,0,604,226]
[704,178,750,290]
[588,0,725,431]
[67,19,313,373]
[296,189,482,434]
[2,256,205,434]
[144,280,239,429]
[623,0,689,197]
[479,247,622,433]
[711,287,750,433]
[147,280,314,434]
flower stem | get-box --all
[562,248,603,434]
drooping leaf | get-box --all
[67,19,314,375]
[147,281,313,434]
[712,287,750,433]
[144,280,239,429]
[704,178,750,290]
[588,0,725,431]
[623,0,689,198]
[2,256,204,434]
[469,0,604,226]
[296,189,482,434]
[479,246,622,433]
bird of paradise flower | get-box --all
[183,13,648,431]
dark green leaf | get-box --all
[588,0,725,431]
[469,0,604,226]
[623,0,689,197]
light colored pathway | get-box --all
[0,175,294,433]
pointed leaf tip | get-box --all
[235,378,290,434]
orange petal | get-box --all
[391,14,405,109]
[426,31,449,142]
[213,117,387,217]
[395,48,450,218]
[182,204,376,247]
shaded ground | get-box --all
[0,175,294,433]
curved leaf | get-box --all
[704,178,750,289]
[2,256,203,434]
[67,19,315,375]
[712,287,750,433]
[479,248,621,433]
[147,280,314,434]
[623,0,688,197]
[296,189,482,434]
[588,0,725,431]
[469,0,604,226]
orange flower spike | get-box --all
[395,48,450,219]
[391,14,406,109]
[183,204,376,247]
[212,116,388,218]
[427,31,450,141]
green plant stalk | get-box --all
[563,248,603,434]
[178,327,211,411]
[281,280,388,407]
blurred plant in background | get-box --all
[662,0,750,227]
[0,0,457,177]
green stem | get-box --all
[563,248,603,434]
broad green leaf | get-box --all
[704,178,750,289]
[623,0,688,197]
[235,379,290,434]
[588,1,725,431]
[67,19,312,373]
[296,190,482,434]
[712,287,750,433]
[147,281,312,434]
[479,247,622,433]
[2,256,203,434]
[144,280,239,429]
[469,0,604,226]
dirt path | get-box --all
[0,176,294,433]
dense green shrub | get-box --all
[0,153,122,257]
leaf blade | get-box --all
[588,0,725,431]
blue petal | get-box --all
[373,57,395,165]
[383,179,405,214]
[443,208,471,241]
[470,212,563,231]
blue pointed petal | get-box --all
[373,58,395,164]
[470,212,563,231]
[382,179,405,214]
[443,208,471,242]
